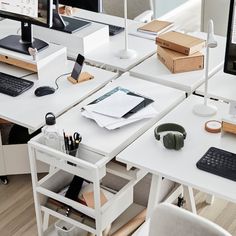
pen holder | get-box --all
[68,148,79,157]
[66,147,80,166]
[67,72,94,84]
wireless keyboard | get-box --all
[73,16,124,36]
[196,147,236,181]
[0,72,34,97]
[108,25,124,36]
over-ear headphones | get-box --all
[154,123,187,150]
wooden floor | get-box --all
[0,174,236,236]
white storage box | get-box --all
[55,220,79,236]
[33,20,109,58]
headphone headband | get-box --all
[154,123,187,141]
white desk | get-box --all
[196,70,236,102]
[0,62,117,131]
[130,33,226,94]
[0,12,156,73]
[117,95,236,218]
[0,62,117,175]
[56,73,185,159]
[70,10,156,72]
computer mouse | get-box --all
[34,86,55,97]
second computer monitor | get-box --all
[224,0,236,75]
[58,0,102,13]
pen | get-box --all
[69,135,74,150]
[63,130,68,154]
[65,135,69,154]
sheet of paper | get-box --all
[84,91,144,118]
[105,106,158,130]
[82,105,158,130]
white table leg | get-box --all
[43,212,49,231]
[146,174,162,219]
[206,194,215,205]
[183,186,197,214]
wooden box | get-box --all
[156,31,205,55]
[157,46,204,73]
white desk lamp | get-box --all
[118,0,137,59]
[193,19,217,117]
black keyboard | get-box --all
[0,72,34,97]
[73,16,124,36]
[196,147,236,181]
[108,25,124,36]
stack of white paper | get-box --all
[81,90,158,130]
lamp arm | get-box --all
[204,46,210,106]
[124,0,128,51]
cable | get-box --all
[54,72,71,90]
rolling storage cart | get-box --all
[28,133,143,236]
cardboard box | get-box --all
[156,31,205,55]
[157,46,204,73]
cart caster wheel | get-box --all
[177,196,185,207]
[0,176,8,185]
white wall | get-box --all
[201,0,230,36]
[154,0,189,17]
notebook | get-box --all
[137,20,173,35]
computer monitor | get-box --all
[0,0,53,55]
[224,0,236,75]
[58,0,102,13]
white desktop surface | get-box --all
[71,10,156,72]
[0,62,117,131]
[0,11,156,72]
[117,95,236,203]
[196,70,236,102]
[130,33,226,94]
[56,73,185,157]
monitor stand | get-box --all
[51,10,91,34]
[0,22,48,55]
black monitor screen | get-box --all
[224,0,236,75]
[0,0,52,27]
[58,0,101,12]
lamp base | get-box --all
[193,103,217,117]
[118,49,137,59]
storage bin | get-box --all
[55,220,78,236]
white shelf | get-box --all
[28,133,143,236]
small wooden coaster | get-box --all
[67,72,94,84]
[205,120,222,133]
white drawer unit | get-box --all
[28,134,142,236]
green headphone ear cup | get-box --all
[163,133,175,149]
[174,134,184,150]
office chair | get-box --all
[132,203,232,236]
[103,0,153,22]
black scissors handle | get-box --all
[73,132,82,142]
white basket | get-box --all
[55,220,79,236]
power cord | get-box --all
[54,72,71,90]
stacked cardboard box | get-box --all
[156,31,206,73]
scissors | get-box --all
[73,132,82,143]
